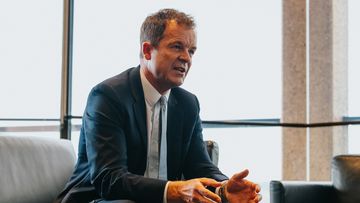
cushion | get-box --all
[0,136,76,203]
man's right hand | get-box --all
[167,178,222,203]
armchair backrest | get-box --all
[332,154,360,203]
[0,136,76,203]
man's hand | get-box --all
[224,169,261,203]
[167,178,222,203]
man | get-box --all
[55,8,261,203]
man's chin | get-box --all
[161,75,186,89]
[172,79,185,87]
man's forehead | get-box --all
[164,33,197,49]
[164,21,196,39]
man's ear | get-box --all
[142,42,153,60]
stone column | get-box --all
[282,0,307,180]
[309,0,348,180]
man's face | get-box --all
[144,20,197,92]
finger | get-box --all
[200,188,221,203]
[255,193,262,202]
[231,169,249,181]
[255,184,261,193]
[201,195,220,203]
[198,178,222,188]
[250,193,262,202]
[196,189,221,203]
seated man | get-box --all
[55,8,261,203]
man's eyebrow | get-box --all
[168,40,182,45]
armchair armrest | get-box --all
[270,180,337,203]
[205,140,219,166]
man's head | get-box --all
[140,8,196,52]
[140,9,197,94]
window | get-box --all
[0,1,62,139]
[348,0,360,153]
[72,1,281,120]
[0,1,62,119]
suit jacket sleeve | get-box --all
[83,84,167,202]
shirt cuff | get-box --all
[215,185,220,195]
[163,181,170,203]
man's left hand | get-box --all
[223,169,261,203]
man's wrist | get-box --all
[217,180,228,203]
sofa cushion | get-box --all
[332,154,360,203]
[0,136,76,203]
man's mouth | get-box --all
[174,66,186,73]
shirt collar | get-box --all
[140,67,170,107]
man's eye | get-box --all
[189,50,195,56]
[173,45,182,50]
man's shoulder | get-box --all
[87,66,141,104]
[171,87,195,98]
[97,66,139,89]
[90,66,139,93]
[171,87,199,106]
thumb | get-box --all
[231,169,249,181]
[198,178,222,188]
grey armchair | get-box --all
[0,136,219,203]
[0,136,76,203]
[270,154,360,203]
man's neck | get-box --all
[140,65,171,95]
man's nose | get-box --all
[178,50,191,63]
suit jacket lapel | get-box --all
[167,92,184,179]
[129,66,148,150]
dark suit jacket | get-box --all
[55,66,227,203]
